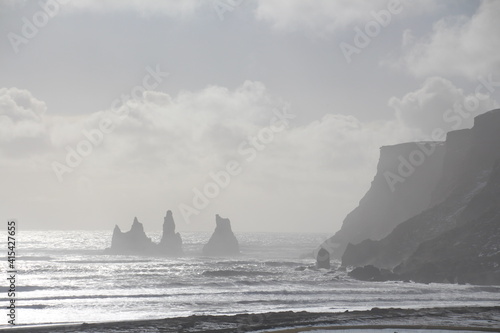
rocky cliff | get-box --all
[394,160,500,285]
[321,141,446,258]
[203,214,240,256]
[158,210,183,256]
[340,109,500,285]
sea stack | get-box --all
[316,247,331,269]
[203,214,240,256]
[158,210,183,255]
[106,217,155,254]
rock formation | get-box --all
[203,214,240,256]
[158,210,183,256]
[348,265,396,282]
[316,247,331,269]
[320,141,446,258]
[106,217,156,254]
[339,109,500,285]
[394,159,500,285]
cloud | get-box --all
[389,76,498,137]
[396,0,500,79]
[5,77,496,232]
[254,0,439,35]
[0,88,48,154]
[1,82,411,232]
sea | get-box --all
[1,230,499,327]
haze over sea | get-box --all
[2,230,499,326]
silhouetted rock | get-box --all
[158,210,183,256]
[203,214,240,256]
[348,265,397,282]
[320,141,446,258]
[340,109,500,285]
[316,247,331,269]
[106,217,156,254]
[395,158,500,285]
[349,265,381,281]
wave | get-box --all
[202,270,277,277]
[56,259,148,264]
[214,260,256,265]
[0,285,54,293]
[17,304,49,309]
[263,261,304,267]
[0,256,53,261]
[468,286,500,293]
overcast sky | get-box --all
[1,0,499,233]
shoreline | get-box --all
[0,306,498,332]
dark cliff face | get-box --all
[159,210,183,256]
[395,160,500,285]
[340,109,500,285]
[322,141,446,258]
[203,214,240,256]
[430,129,472,204]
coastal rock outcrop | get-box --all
[394,159,500,285]
[203,214,240,256]
[158,210,183,256]
[316,247,331,269]
[106,217,156,254]
[339,109,500,285]
[320,141,446,258]
[348,265,396,282]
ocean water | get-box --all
[1,230,499,326]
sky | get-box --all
[1,0,499,233]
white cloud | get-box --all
[0,87,47,144]
[254,0,439,35]
[5,77,497,232]
[389,76,498,137]
[397,0,500,79]
[0,82,411,232]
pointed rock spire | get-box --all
[203,214,240,256]
[107,217,155,254]
[159,210,183,255]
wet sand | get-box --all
[0,306,498,332]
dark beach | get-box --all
[1,306,499,333]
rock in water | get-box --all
[203,214,240,256]
[316,247,331,269]
[159,210,183,256]
[107,217,155,254]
